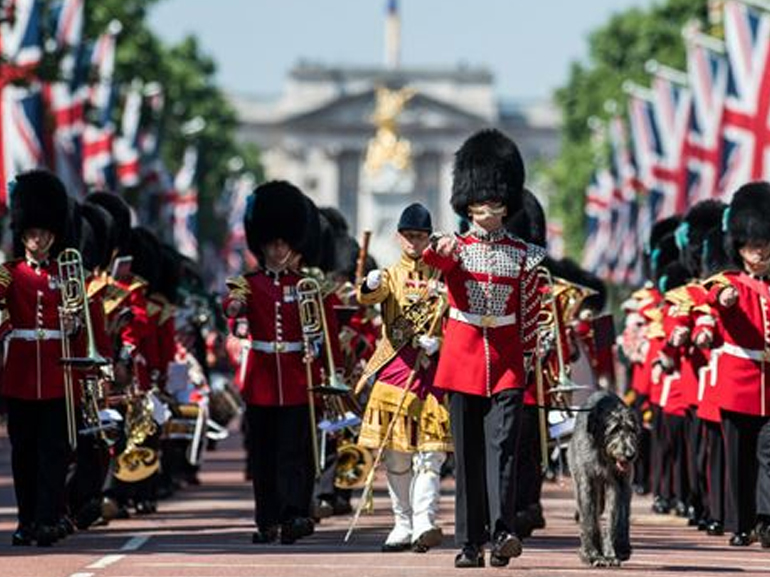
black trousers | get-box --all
[685,408,702,513]
[755,418,770,519]
[68,431,109,516]
[515,405,543,513]
[450,388,524,546]
[246,404,314,531]
[721,409,767,533]
[651,405,668,498]
[632,395,651,492]
[663,413,689,505]
[6,398,70,528]
[702,420,725,523]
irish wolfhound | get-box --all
[568,391,640,567]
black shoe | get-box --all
[489,551,510,567]
[11,525,34,546]
[252,526,278,544]
[280,517,314,544]
[491,531,522,561]
[697,518,709,531]
[759,525,770,549]
[331,495,353,516]
[454,544,484,568]
[381,541,411,552]
[75,500,103,530]
[729,532,755,546]
[411,527,442,553]
[651,496,671,515]
[314,499,334,520]
[632,483,649,496]
[674,500,689,517]
[706,521,724,536]
[35,525,58,547]
[57,516,75,539]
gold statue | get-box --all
[364,86,415,176]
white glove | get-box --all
[417,335,440,356]
[365,269,383,290]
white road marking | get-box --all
[85,535,150,569]
[67,573,94,577]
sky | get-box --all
[149,0,656,101]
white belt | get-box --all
[449,307,516,328]
[721,342,770,362]
[250,340,303,353]
[9,328,63,341]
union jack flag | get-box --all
[684,30,729,202]
[50,0,83,51]
[0,0,43,209]
[114,80,143,187]
[583,166,615,278]
[649,66,692,214]
[219,172,255,278]
[721,0,770,195]
[167,146,199,260]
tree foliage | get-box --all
[82,0,261,245]
[547,0,709,260]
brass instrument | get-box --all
[114,384,160,483]
[57,248,110,450]
[334,442,374,490]
[297,276,351,478]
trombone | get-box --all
[297,276,352,478]
[57,248,111,451]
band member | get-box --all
[356,202,452,553]
[705,182,770,546]
[423,129,546,568]
[223,181,335,545]
[1,170,71,546]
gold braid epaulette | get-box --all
[225,276,251,302]
[160,303,175,325]
[0,263,13,289]
[146,301,162,319]
[702,272,731,290]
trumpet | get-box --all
[57,248,111,450]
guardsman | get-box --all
[223,181,339,545]
[703,182,770,547]
[356,202,452,553]
[423,129,546,568]
[1,169,70,546]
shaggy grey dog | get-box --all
[567,391,640,567]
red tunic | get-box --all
[114,275,151,389]
[222,269,341,407]
[423,229,546,397]
[0,259,66,400]
[707,272,770,417]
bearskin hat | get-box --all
[10,169,69,242]
[127,227,161,293]
[551,257,607,313]
[677,200,726,277]
[725,181,770,262]
[81,202,116,271]
[701,226,735,277]
[320,207,349,236]
[78,217,99,271]
[158,244,182,304]
[245,180,321,266]
[642,216,682,279]
[658,261,691,293]
[651,232,680,284]
[86,191,132,253]
[451,129,525,218]
[504,188,546,248]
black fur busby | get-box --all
[320,207,349,236]
[10,169,69,242]
[725,181,770,262]
[552,257,607,313]
[398,202,432,233]
[245,180,321,266]
[677,200,726,277]
[658,261,691,293]
[701,226,735,277]
[127,227,161,292]
[81,202,116,271]
[86,191,132,254]
[505,188,546,248]
[642,216,682,279]
[451,128,525,218]
[78,218,99,271]
[159,244,182,304]
[651,232,680,284]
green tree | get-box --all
[83,0,261,248]
[548,0,709,262]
